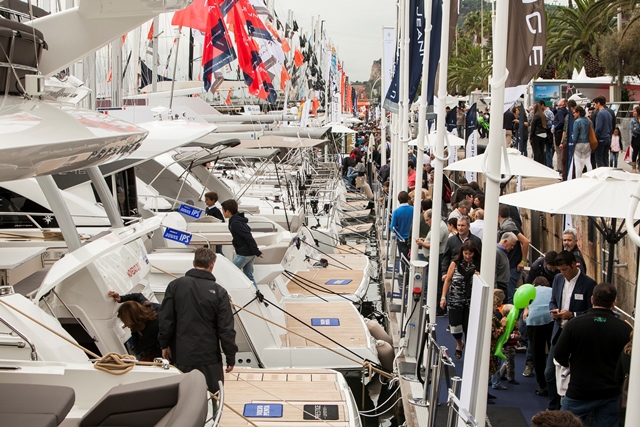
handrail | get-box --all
[0,314,37,360]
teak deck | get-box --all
[285,269,365,296]
[281,301,369,349]
[221,368,351,426]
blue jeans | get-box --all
[610,151,619,167]
[233,255,257,288]
[561,395,620,427]
[545,143,554,168]
[491,358,504,388]
[595,139,611,168]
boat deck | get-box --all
[221,368,351,426]
[334,244,366,254]
[338,224,372,236]
[285,269,364,297]
[281,301,369,349]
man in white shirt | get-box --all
[544,250,596,411]
[469,208,485,240]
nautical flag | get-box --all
[147,22,154,41]
[446,106,457,132]
[465,103,478,182]
[426,0,443,106]
[566,103,575,181]
[230,4,277,103]
[202,0,236,92]
[280,65,290,91]
[504,0,546,110]
[171,1,209,32]
[220,0,238,15]
[312,95,319,116]
[294,48,304,67]
[518,104,526,154]
[225,88,233,105]
[383,0,426,113]
[238,0,273,40]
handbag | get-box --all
[588,122,598,150]
[624,145,633,164]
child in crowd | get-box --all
[221,199,263,288]
[204,191,224,222]
[490,290,507,393]
[610,127,623,168]
[499,304,522,385]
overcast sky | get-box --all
[273,0,397,82]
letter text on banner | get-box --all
[504,0,546,111]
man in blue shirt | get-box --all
[593,96,614,168]
[389,191,414,276]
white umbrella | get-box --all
[409,131,465,147]
[445,147,560,179]
[499,167,640,218]
[499,167,640,281]
[329,124,357,134]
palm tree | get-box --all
[448,45,492,95]
[544,0,618,77]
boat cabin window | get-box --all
[91,169,139,218]
[0,187,57,228]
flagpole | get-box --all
[409,0,434,267]
[399,0,410,198]
[467,0,509,424]
[428,0,452,331]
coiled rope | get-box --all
[0,298,162,374]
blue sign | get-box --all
[311,318,340,326]
[178,204,203,219]
[243,404,283,418]
[386,292,402,299]
[163,227,192,245]
[325,279,352,285]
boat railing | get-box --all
[208,380,224,427]
[0,211,142,230]
[0,298,38,361]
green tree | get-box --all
[599,12,640,85]
[544,0,618,77]
[448,45,492,95]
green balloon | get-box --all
[495,284,537,359]
[513,284,537,310]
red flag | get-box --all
[294,48,304,67]
[229,5,276,103]
[237,0,272,40]
[280,66,290,91]
[312,96,319,116]
[225,89,233,105]
[147,22,154,41]
[202,0,236,92]
[171,1,209,32]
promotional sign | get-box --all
[178,204,203,219]
[163,227,192,245]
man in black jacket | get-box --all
[526,251,559,285]
[221,199,263,288]
[158,248,238,394]
[440,216,482,280]
[554,283,631,426]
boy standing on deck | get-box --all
[204,191,225,222]
[221,199,263,288]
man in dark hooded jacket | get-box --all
[221,199,263,287]
[158,248,237,394]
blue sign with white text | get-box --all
[243,404,283,418]
[163,227,192,245]
[325,279,352,285]
[178,204,203,219]
[311,318,340,326]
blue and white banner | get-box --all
[465,103,478,182]
[383,0,426,113]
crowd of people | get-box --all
[384,148,633,426]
